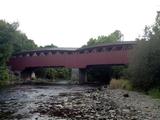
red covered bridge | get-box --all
[9,42,136,83]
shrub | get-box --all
[0,66,9,81]
[148,88,160,99]
[109,79,133,90]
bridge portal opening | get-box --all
[86,65,112,84]
[21,67,72,83]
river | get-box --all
[0,84,96,120]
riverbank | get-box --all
[0,85,160,120]
[33,86,160,120]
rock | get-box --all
[122,109,130,114]
[109,110,116,113]
[131,116,138,120]
[75,115,81,118]
[55,104,63,109]
[123,93,129,97]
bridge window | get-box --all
[12,56,17,58]
[92,49,97,53]
[26,53,30,57]
[123,45,133,50]
[88,49,92,53]
[128,45,133,49]
[102,47,106,52]
[67,51,72,54]
[105,47,112,51]
[55,51,61,55]
[29,53,34,56]
[47,52,52,56]
[79,50,84,54]
[36,52,41,56]
[84,50,89,54]
[19,55,23,57]
[39,52,45,56]
[32,52,37,56]
[52,51,56,55]
[59,51,64,54]
[97,48,102,52]
[74,52,79,54]
[112,46,122,51]
[44,52,48,56]
[63,52,67,54]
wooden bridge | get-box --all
[9,42,136,83]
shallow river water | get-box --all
[0,85,95,120]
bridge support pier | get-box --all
[21,69,36,81]
[79,68,87,84]
[71,68,87,84]
[71,68,79,81]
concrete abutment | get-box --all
[71,68,87,84]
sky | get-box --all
[0,0,160,47]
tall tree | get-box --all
[85,30,123,46]
[0,20,37,82]
[0,20,17,64]
[129,12,160,91]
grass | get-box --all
[148,88,160,99]
[109,79,133,91]
[0,80,9,86]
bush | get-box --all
[0,66,9,81]
[109,79,133,90]
[148,88,160,99]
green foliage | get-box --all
[148,88,160,99]
[111,66,127,79]
[129,13,160,91]
[0,20,16,64]
[35,68,71,80]
[0,66,9,81]
[85,30,123,46]
[12,31,37,53]
[0,20,17,83]
[0,20,37,85]
[43,44,57,48]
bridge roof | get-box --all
[28,47,77,52]
[78,41,136,51]
[14,41,136,55]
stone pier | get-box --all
[71,68,87,84]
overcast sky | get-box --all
[0,0,159,47]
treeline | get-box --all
[0,21,37,84]
[128,13,160,93]
[82,30,123,47]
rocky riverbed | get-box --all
[0,85,160,120]
[32,87,160,120]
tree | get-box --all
[43,44,57,48]
[12,31,37,53]
[129,12,160,91]
[0,20,18,82]
[0,20,37,83]
[85,30,123,46]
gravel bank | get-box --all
[107,88,160,120]
[33,87,160,120]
